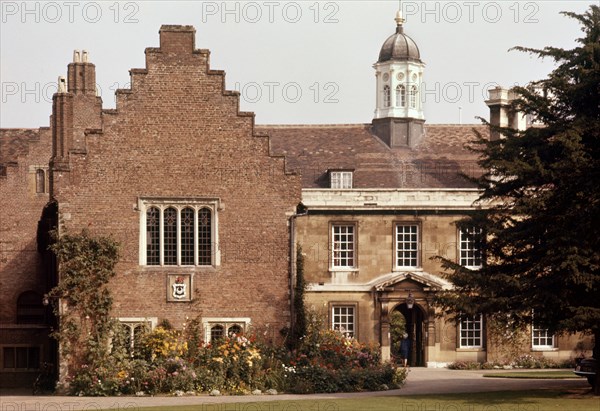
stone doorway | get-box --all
[393,302,426,367]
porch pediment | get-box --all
[369,271,452,292]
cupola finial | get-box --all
[395,9,405,26]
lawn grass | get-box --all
[130,389,599,411]
[483,370,579,379]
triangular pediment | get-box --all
[369,271,452,292]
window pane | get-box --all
[163,207,177,265]
[181,208,195,265]
[332,225,355,267]
[410,85,417,108]
[460,227,482,268]
[396,225,419,267]
[460,315,482,348]
[396,85,406,107]
[16,347,28,368]
[146,207,160,265]
[36,169,45,193]
[3,347,15,368]
[332,306,355,337]
[532,325,554,347]
[228,324,242,336]
[211,325,224,341]
[383,86,391,107]
[198,208,212,265]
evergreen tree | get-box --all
[435,5,600,379]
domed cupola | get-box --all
[378,23,421,63]
[372,10,425,148]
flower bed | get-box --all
[63,324,406,396]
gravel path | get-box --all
[0,368,589,410]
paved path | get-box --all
[0,368,590,410]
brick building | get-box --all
[0,25,301,387]
[0,18,592,387]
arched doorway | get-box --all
[393,302,425,366]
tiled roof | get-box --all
[260,123,489,189]
[0,128,40,164]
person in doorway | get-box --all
[400,333,411,367]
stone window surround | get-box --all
[458,226,483,269]
[394,222,421,269]
[118,317,158,353]
[329,302,358,339]
[202,317,251,342]
[330,222,358,271]
[138,197,221,267]
[531,324,556,351]
[458,314,484,349]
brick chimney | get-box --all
[50,51,103,195]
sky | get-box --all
[0,1,593,128]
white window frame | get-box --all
[331,305,356,338]
[395,224,420,269]
[202,317,251,342]
[330,171,353,189]
[383,85,391,108]
[331,224,356,269]
[118,317,157,355]
[409,85,418,108]
[396,84,406,107]
[138,198,220,266]
[459,227,483,269]
[531,324,555,350]
[459,314,483,348]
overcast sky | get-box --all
[0,1,592,128]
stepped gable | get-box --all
[261,123,488,189]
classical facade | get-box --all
[0,15,592,387]
[266,12,591,366]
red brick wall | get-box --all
[51,25,301,337]
[0,128,52,324]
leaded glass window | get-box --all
[163,207,178,265]
[141,202,215,266]
[198,208,212,266]
[181,207,195,265]
[146,207,160,265]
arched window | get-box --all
[228,324,242,337]
[146,207,160,265]
[410,85,418,108]
[396,85,406,107]
[35,169,46,193]
[198,208,212,265]
[163,207,178,265]
[211,324,224,341]
[181,207,195,265]
[17,291,44,324]
[383,85,391,108]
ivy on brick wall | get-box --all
[47,229,120,383]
